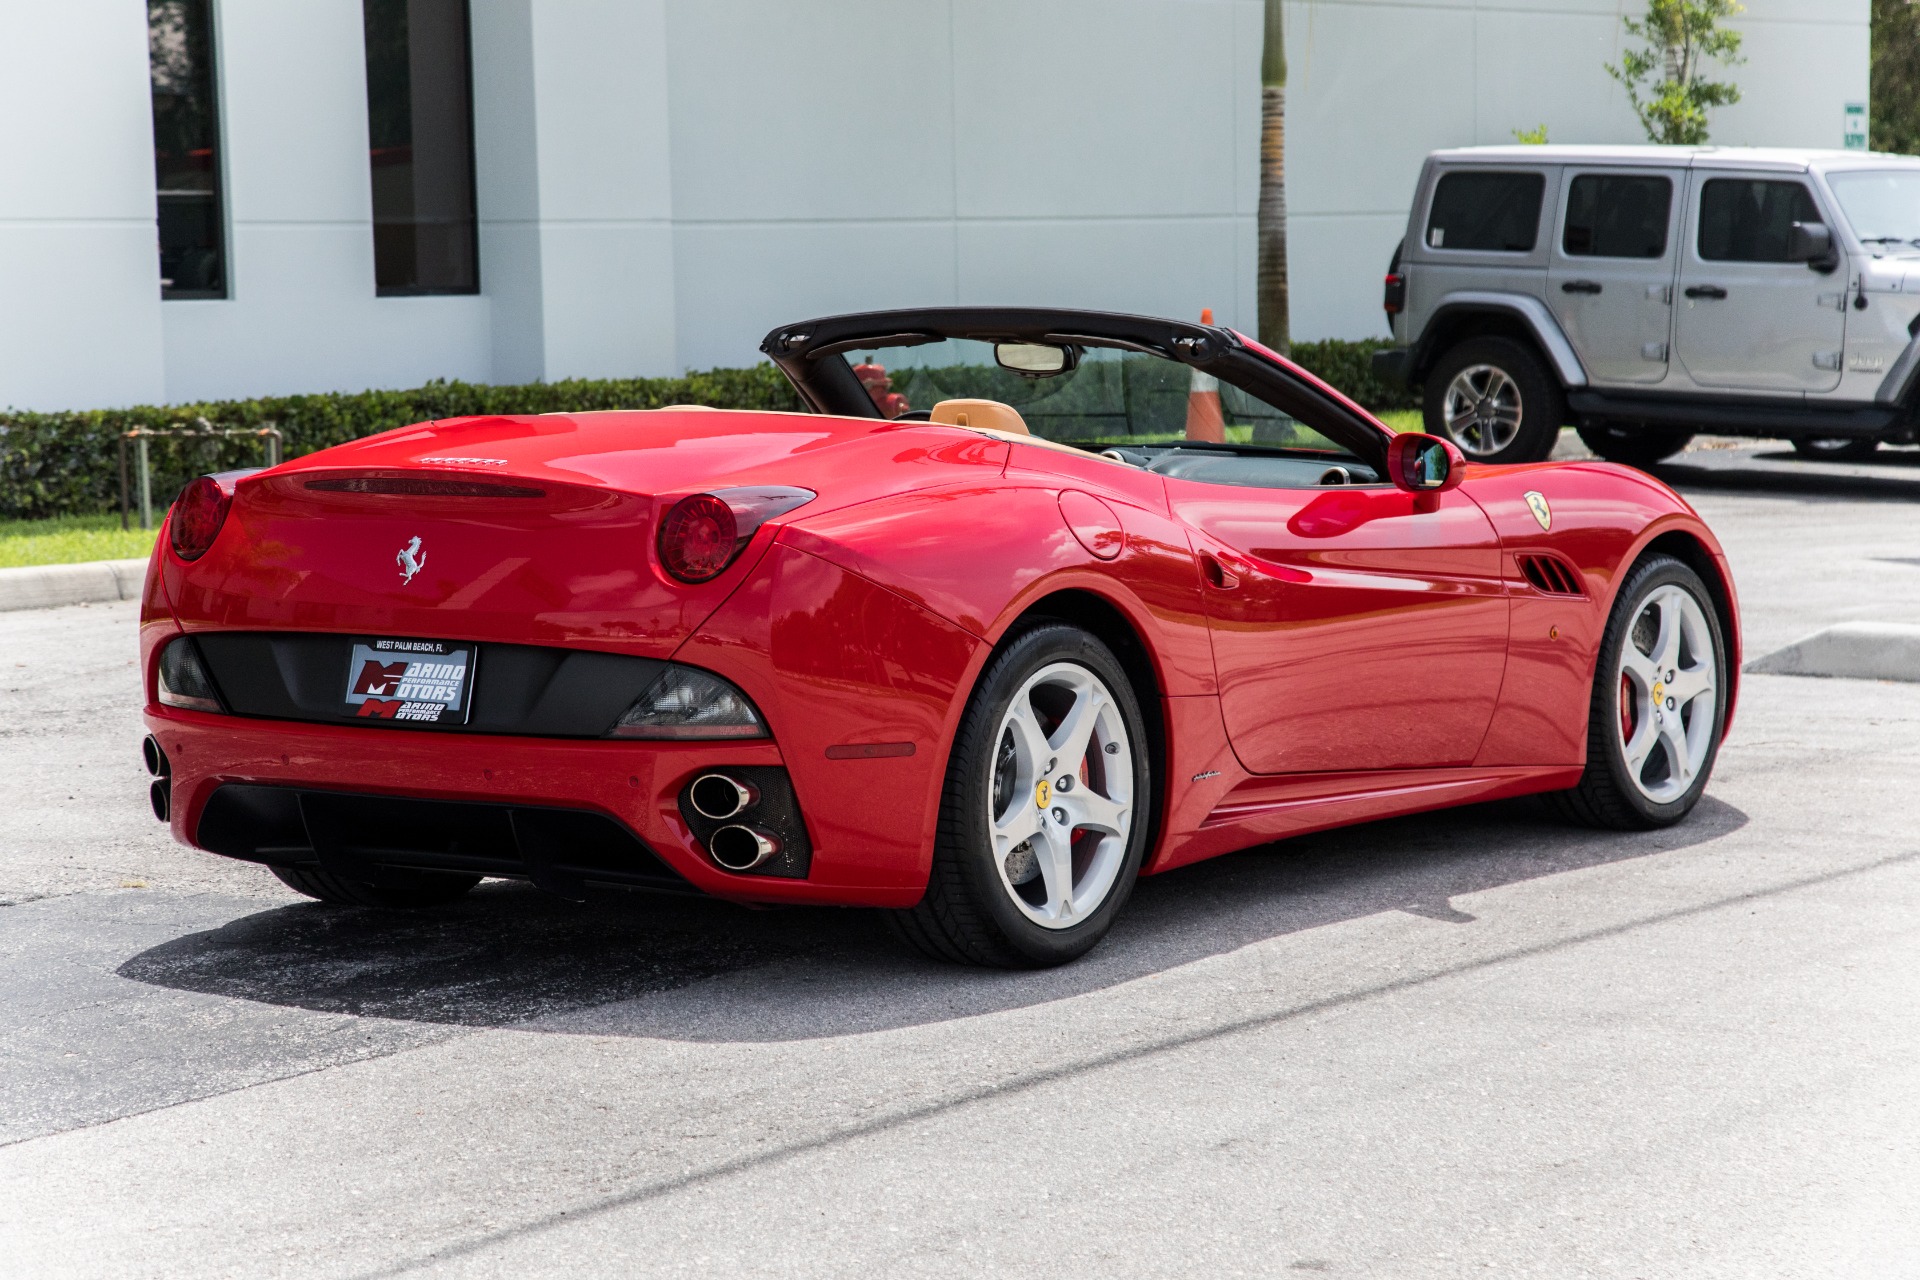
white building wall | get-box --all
[1284,0,1873,341]
[664,0,1258,372]
[473,0,679,385]
[0,0,1874,410]
[0,2,166,412]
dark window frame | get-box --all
[362,0,481,297]
[1425,170,1547,254]
[150,0,229,300]
[1562,172,1674,260]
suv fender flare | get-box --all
[1412,292,1589,390]
[1874,331,1920,407]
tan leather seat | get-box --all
[929,398,1030,436]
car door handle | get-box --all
[1560,280,1603,295]
[1684,285,1728,300]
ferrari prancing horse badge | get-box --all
[1524,491,1552,532]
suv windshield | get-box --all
[1828,170,1920,247]
[839,338,1342,453]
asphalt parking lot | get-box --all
[4,442,1920,1278]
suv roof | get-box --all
[1427,144,1920,174]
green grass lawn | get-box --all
[0,515,158,569]
[1376,409,1423,433]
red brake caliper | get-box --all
[1619,672,1636,742]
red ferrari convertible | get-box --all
[138,308,1738,966]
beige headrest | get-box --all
[930,398,1030,436]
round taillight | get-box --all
[170,476,232,561]
[658,493,738,583]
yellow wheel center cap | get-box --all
[1652,681,1666,702]
[1035,779,1051,809]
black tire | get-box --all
[272,864,481,908]
[1549,555,1728,831]
[1791,436,1880,462]
[889,623,1152,968]
[1576,423,1695,468]
[1423,336,1565,463]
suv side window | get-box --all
[1563,174,1672,258]
[1698,178,1823,262]
[1425,171,1545,252]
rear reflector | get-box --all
[305,477,546,498]
[157,637,224,713]
[611,664,765,739]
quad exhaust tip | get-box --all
[144,736,172,823]
[709,825,780,872]
[689,772,758,821]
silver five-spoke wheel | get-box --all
[1553,554,1727,831]
[1615,585,1717,804]
[1442,363,1524,458]
[891,623,1150,967]
[989,662,1134,929]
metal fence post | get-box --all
[119,433,131,532]
[137,433,152,531]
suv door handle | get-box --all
[1560,280,1603,295]
[1684,285,1729,300]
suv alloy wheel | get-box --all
[1423,336,1564,464]
[1791,437,1880,462]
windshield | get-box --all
[839,338,1343,453]
[1828,170,1920,247]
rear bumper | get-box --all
[1370,347,1410,387]
[143,705,924,908]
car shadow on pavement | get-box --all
[1653,447,1920,501]
[116,793,1748,1035]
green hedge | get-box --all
[0,339,1410,522]
[0,366,801,522]
[1286,338,1419,414]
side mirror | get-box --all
[1387,432,1466,493]
[995,342,1076,378]
[1789,221,1838,272]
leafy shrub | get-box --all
[1285,338,1420,413]
[0,366,801,521]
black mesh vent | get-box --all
[197,784,692,899]
[676,767,812,879]
[1518,553,1585,596]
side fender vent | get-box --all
[1518,553,1586,597]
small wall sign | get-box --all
[1845,102,1868,151]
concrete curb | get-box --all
[1746,622,1920,683]
[0,559,148,613]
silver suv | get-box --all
[1375,145,1920,465]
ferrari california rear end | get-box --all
[140,308,1740,967]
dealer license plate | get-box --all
[342,637,475,725]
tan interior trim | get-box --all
[930,398,1031,436]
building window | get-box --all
[363,0,480,295]
[149,0,227,299]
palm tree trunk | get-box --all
[1257,0,1289,354]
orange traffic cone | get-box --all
[1185,307,1225,443]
